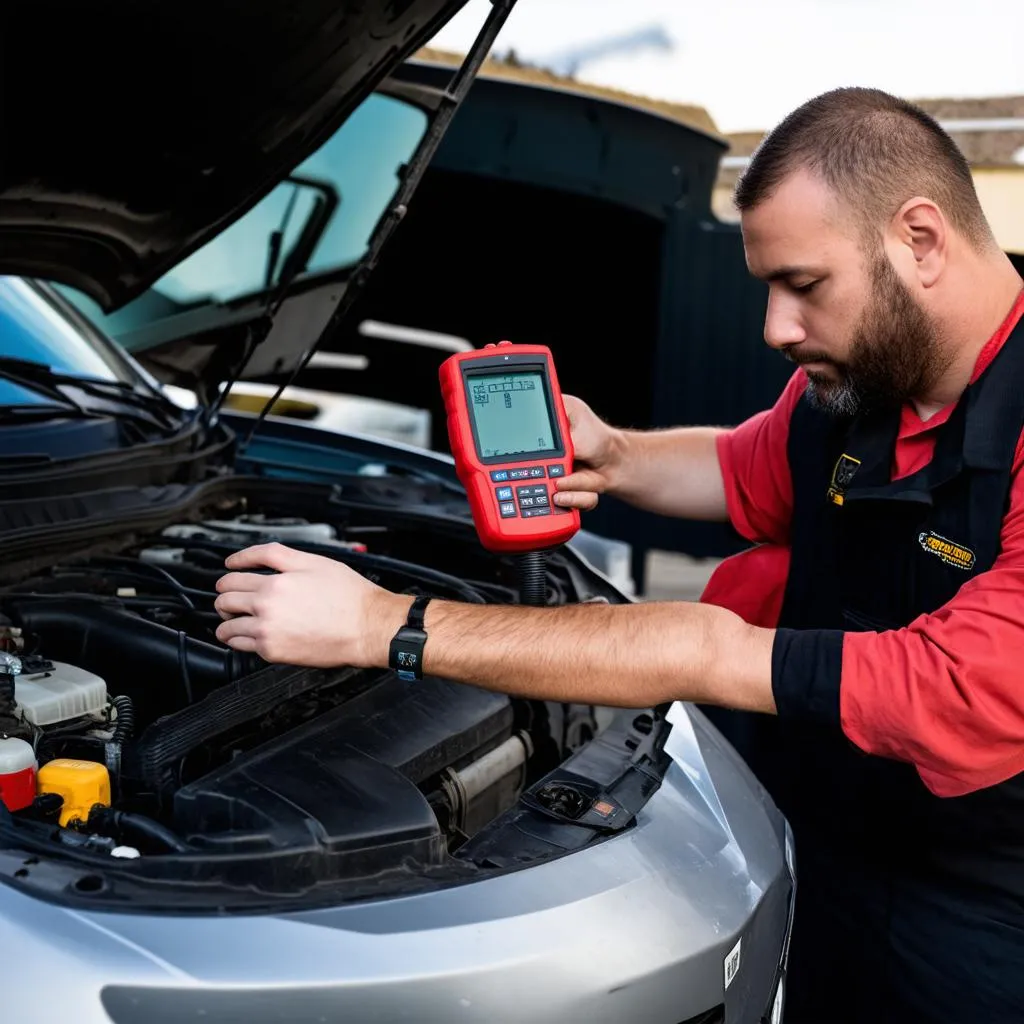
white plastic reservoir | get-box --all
[14,661,107,727]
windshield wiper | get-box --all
[0,404,167,453]
[0,357,180,432]
[0,404,103,424]
[0,358,89,415]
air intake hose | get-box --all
[10,599,259,719]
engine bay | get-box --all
[0,482,667,909]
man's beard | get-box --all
[794,254,947,418]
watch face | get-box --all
[391,624,427,681]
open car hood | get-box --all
[0,0,469,311]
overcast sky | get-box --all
[429,0,1024,134]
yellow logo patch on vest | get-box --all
[826,453,861,506]
[918,531,976,571]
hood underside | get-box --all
[0,0,468,311]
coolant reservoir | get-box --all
[0,737,37,812]
[14,661,107,727]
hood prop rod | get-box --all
[239,0,519,452]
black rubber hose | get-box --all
[111,810,193,854]
[517,551,547,606]
[110,695,135,746]
[104,695,135,799]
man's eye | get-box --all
[794,280,819,294]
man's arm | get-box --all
[579,424,732,521]
[554,373,806,543]
[406,593,775,712]
[552,395,730,520]
[212,543,777,714]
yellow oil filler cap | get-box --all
[37,759,111,827]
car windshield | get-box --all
[58,92,429,338]
[0,278,137,406]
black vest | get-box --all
[763,312,1024,904]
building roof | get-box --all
[721,96,1024,168]
[711,97,1024,214]
[412,47,720,136]
[914,95,1024,168]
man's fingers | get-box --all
[213,592,256,620]
[552,490,599,511]
[215,615,259,644]
[215,571,269,594]
[554,469,603,494]
[218,631,260,654]
[224,542,305,573]
[562,394,584,425]
[552,468,602,510]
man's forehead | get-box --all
[740,168,856,276]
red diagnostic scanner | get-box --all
[440,342,580,553]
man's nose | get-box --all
[763,291,807,351]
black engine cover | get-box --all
[173,673,512,864]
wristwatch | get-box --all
[388,595,431,681]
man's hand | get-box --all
[213,543,409,667]
[552,394,626,512]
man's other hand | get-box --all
[214,543,407,668]
[552,394,624,512]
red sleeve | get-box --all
[699,543,791,628]
[715,370,805,546]
[841,433,1024,797]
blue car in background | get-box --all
[0,3,793,1022]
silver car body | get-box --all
[3,703,792,1024]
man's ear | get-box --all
[888,196,947,288]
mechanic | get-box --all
[215,87,1024,1024]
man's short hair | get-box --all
[734,87,994,249]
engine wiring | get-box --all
[151,535,497,605]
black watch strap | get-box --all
[406,594,430,630]
[389,595,431,681]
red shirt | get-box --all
[704,289,1024,798]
